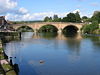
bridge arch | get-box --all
[38,24,58,32]
[62,25,79,33]
[12,22,83,33]
[16,25,34,32]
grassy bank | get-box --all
[93,29,100,34]
[0,48,4,59]
[0,45,16,75]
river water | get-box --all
[4,32,100,75]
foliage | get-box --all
[66,13,76,22]
[44,16,52,22]
[82,21,99,34]
[11,11,100,24]
[0,48,3,51]
[81,17,91,23]
[53,15,61,22]
[17,26,34,32]
[82,24,91,34]
[43,12,81,23]
[75,11,81,23]
[53,15,59,21]
[44,15,62,22]
[39,25,58,32]
[62,12,81,22]
[91,12,100,23]
[62,17,68,22]
[82,16,88,19]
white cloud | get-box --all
[0,0,92,21]
[18,7,28,14]
[5,12,68,21]
[0,0,28,15]
[0,1,82,21]
[6,9,85,21]
[6,9,88,21]
[6,0,17,9]
[0,0,17,9]
[5,7,92,21]
[72,9,80,13]
[0,0,17,14]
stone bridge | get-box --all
[11,22,84,33]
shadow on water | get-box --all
[63,32,78,38]
[13,64,20,75]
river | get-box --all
[3,32,100,75]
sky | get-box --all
[0,0,100,21]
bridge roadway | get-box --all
[11,22,84,33]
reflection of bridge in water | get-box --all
[32,33,82,40]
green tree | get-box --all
[53,15,60,22]
[83,24,91,34]
[82,16,88,19]
[49,17,53,22]
[61,17,68,22]
[58,18,62,22]
[89,21,99,33]
[91,11,100,23]
[44,16,50,22]
[44,16,52,22]
[66,13,76,22]
[75,11,81,23]
[82,21,99,34]
[82,16,90,23]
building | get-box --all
[0,16,7,25]
[0,16,9,30]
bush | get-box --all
[82,21,99,34]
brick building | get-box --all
[0,16,7,25]
[0,16,9,30]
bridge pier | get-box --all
[34,29,38,33]
[57,29,62,34]
[77,29,81,33]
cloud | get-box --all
[0,0,17,14]
[18,7,28,14]
[0,0,17,9]
[0,0,28,15]
[72,9,80,13]
[5,8,90,21]
[5,9,84,21]
[0,0,90,21]
[5,12,68,21]
[0,0,92,21]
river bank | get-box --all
[0,39,16,75]
[93,29,100,34]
